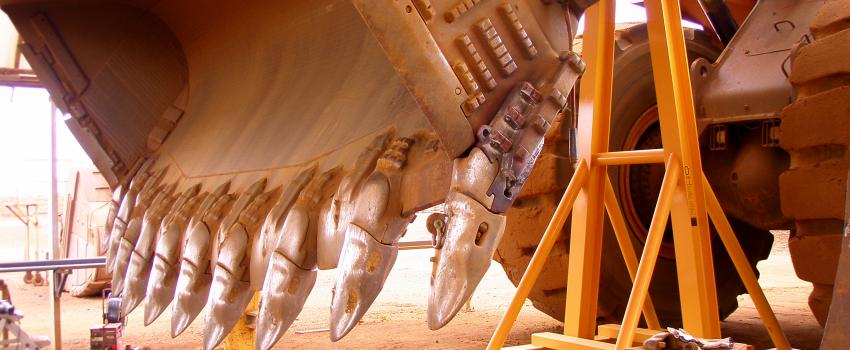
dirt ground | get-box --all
[0,216,823,349]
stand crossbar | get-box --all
[486,1,792,349]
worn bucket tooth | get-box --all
[317,132,391,270]
[113,181,176,295]
[427,191,505,329]
[254,168,341,350]
[123,184,198,317]
[173,177,264,336]
[107,158,161,270]
[203,227,254,350]
[329,224,398,341]
[171,191,236,337]
[171,258,212,337]
[205,189,279,350]
[102,184,124,255]
[145,182,229,326]
[424,147,509,329]
[110,167,170,276]
[250,166,317,289]
[256,254,316,350]
[144,257,175,326]
[107,173,149,273]
[210,178,268,272]
[328,137,413,341]
[144,195,207,325]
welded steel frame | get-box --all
[486,1,792,349]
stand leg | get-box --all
[563,0,617,338]
[486,162,589,350]
[603,176,661,330]
[644,0,719,337]
[702,175,791,350]
[615,157,679,349]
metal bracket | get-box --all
[52,270,70,299]
[476,52,585,213]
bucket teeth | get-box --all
[204,188,279,350]
[329,224,399,341]
[317,132,391,270]
[122,184,199,317]
[427,148,507,329]
[145,182,229,326]
[112,175,176,293]
[255,167,341,350]
[113,177,174,294]
[250,166,317,289]
[172,190,237,337]
[328,137,414,341]
[107,171,150,273]
[108,167,168,274]
[102,184,124,255]
[106,158,159,269]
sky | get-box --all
[0,1,682,199]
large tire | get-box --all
[495,24,774,326]
[780,0,850,326]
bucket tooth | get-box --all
[112,178,175,295]
[107,172,150,273]
[250,166,317,289]
[107,159,160,272]
[427,56,585,328]
[256,255,316,350]
[121,183,201,317]
[317,132,391,270]
[171,190,237,337]
[329,137,414,341]
[427,191,505,329]
[204,188,280,350]
[329,224,398,341]
[255,168,342,350]
[109,166,168,274]
[102,184,124,255]
[145,181,230,326]
[210,178,268,271]
[204,225,255,350]
[425,147,506,330]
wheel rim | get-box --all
[618,106,677,259]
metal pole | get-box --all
[48,101,62,350]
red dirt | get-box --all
[0,217,823,349]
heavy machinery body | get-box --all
[0,0,847,348]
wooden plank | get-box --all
[502,345,545,350]
[820,170,850,350]
[596,324,662,344]
[531,332,615,350]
